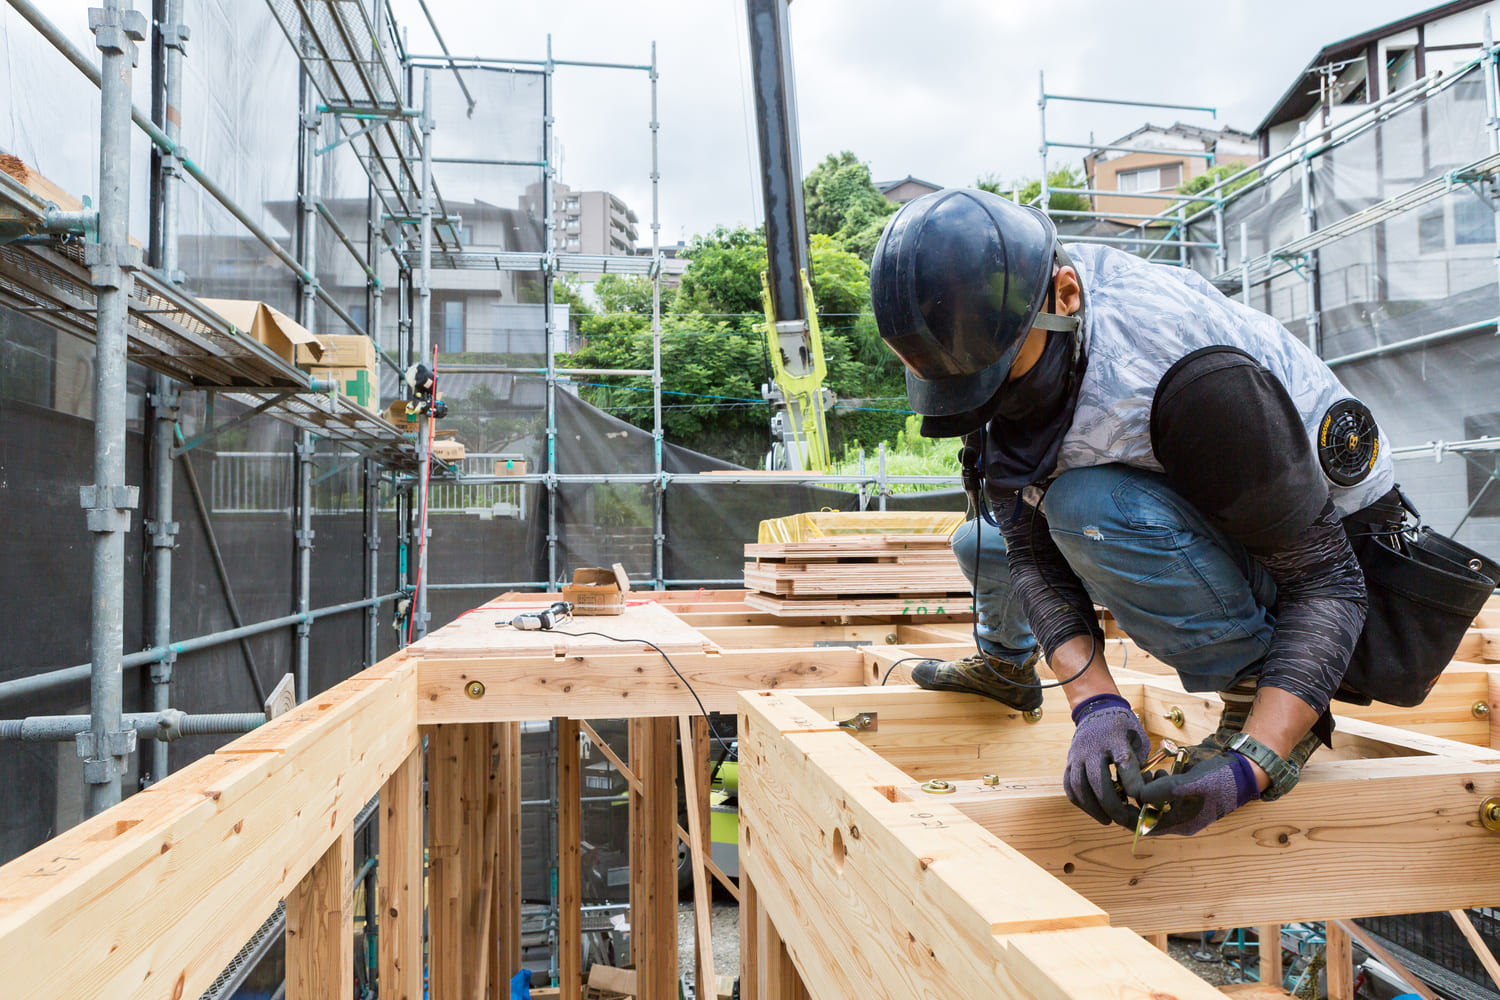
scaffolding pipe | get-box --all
[413,0,476,115]
[1037,71,1049,213]
[145,0,185,785]
[1485,14,1500,316]
[364,458,380,667]
[294,56,318,699]
[650,41,664,591]
[0,711,264,744]
[82,0,142,816]
[0,594,402,705]
[3,0,369,342]
[544,39,559,589]
[1240,221,1251,305]
[1324,316,1498,369]
[414,69,434,639]
[1042,91,1217,115]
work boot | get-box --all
[1181,679,1320,787]
[910,648,1044,713]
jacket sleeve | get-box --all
[1150,347,1366,713]
[991,490,1103,659]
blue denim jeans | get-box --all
[955,464,1278,693]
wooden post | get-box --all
[287,824,354,1000]
[428,724,489,1000]
[1258,924,1282,988]
[491,721,524,997]
[630,717,679,999]
[741,870,761,1000]
[558,718,583,1000]
[680,716,716,996]
[1325,920,1353,1000]
[378,748,423,1000]
[758,894,809,1000]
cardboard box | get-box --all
[493,458,529,476]
[295,333,377,369]
[201,298,324,367]
[562,563,630,616]
[307,365,376,409]
[432,438,466,462]
[385,399,416,430]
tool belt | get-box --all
[1335,487,1499,707]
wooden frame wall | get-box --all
[0,591,1494,1000]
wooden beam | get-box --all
[286,824,353,1000]
[628,718,678,999]
[758,900,810,1000]
[417,647,869,723]
[558,719,583,1000]
[378,748,423,1000]
[0,656,418,1000]
[1259,925,1282,988]
[680,715,716,997]
[1449,909,1500,991]
[737,692,1223,1000]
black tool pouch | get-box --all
[1335,488,1499,707]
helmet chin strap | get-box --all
[1032,243,1083,333]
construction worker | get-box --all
[868,188,1395,836]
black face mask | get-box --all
[981,329,1085,490]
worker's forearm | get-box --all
[1241,686,1320,791]
[1053,634,1119,711]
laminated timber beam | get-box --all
[738,677,1500,999]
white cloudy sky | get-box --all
[392,0,1437,245]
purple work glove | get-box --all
[1138,751,1260,836]
[1064,694,1149,829]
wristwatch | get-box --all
[1227,732,1301,801]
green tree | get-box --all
[802,151,898,261]
[1177,161,1257,216]
[594,273,673,316]
[670,226,767,327]
[976,166,1092,215]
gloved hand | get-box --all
[1064,694,1149,828]
[1138,750,1260,836]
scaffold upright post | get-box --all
[1240,221,1251,305]
[543,36,559,589]
[294,42,320,698]
[1038,71,1050,212]
[144,0,185,785]
[83,0,146,816]
[650,40,665,590]
[414,68,434,639]
[1299,154,1320,354]
[1484,13,1500,315]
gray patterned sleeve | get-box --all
[1251,500,1367,712]
[992,491,1104,658]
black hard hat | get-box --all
[871,188,1061,438]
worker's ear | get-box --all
[1054,266,1082,316]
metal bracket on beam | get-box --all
[88,5,147,64]
[79,484,140,533]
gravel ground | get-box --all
[676,900,740,994]
[672,901,1262,992]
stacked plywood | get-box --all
[744,511,973,616]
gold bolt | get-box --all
[1475,701,1491,720]
[982,774,1000,786]
[885,633,898,645]
[464,680,486,699]
[1023,708,1043,724]
[920,779,956,794]
[1482,797,1500,833]
[1167,707,1185,728]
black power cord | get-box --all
[552,631,737,757]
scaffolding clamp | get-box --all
[160,19,190,53]
[76,728,138,784]
[145,517,180,549]
[88,5,147,64]
[149,648,177,686]
[295,528,316,547]
[83,241,142,290]
[79,484,139,533]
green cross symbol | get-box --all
[343,368,372,406]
